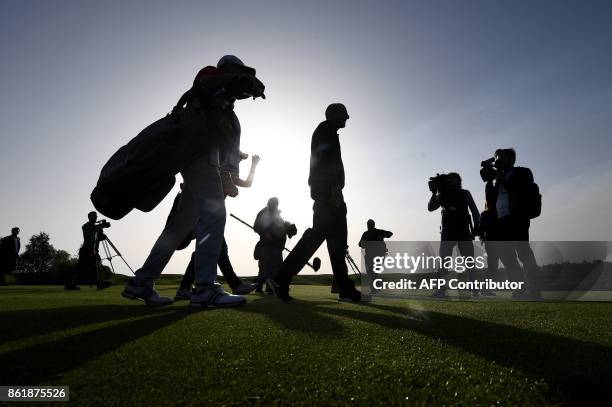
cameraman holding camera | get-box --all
[428,172,480,298]
[481,148,541,299]
[65,211,112,291]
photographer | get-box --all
[358,219,393,294]
[253,197,297,293]
[65,211,112,291]
[428,172,480,298]
[481,148,541,299]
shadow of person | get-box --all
[0,305,191,385]
[0,304,184,346]
[234,296,346,336]
[314,302,612,405]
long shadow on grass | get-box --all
[235,297,346,335]
[0,305,191,385]
[0,305,182,345]
[316,302,612,405]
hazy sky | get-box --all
[1,0,611,276]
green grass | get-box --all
[1,285,611,406]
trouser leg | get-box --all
[314,200,355,294]
[326,235,355,295]
[457,240,476,288]
[364,254,376,292]
[438,240,457,278]
[256,258,265,289]
[515,239,539,292]
[218,239,242,289]
[94,257,104,285]
[497,216,527,284]
[260,246,283,290]
[181,157,226,289]
[68,259,85,286]
[274,228,325,287]
[179,252,195,290]
[484,241,499,280]
[69,251,93,286]
[134,179,199,289]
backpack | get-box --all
[525,182,542,219]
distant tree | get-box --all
[19,232,57,273]
[53,249,71,265]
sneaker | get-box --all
[64,284,80,290]
[268,279,294,302]
[190,286,246,308]
[97,281,112,291]
[174,288,192,301]
[122,280,173,306]
[339,290,371,303]
[232,282,257,295]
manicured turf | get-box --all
[1,285,611,405]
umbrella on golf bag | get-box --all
[91,107,237,220]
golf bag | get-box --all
[91,107,237,220]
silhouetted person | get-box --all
[174,154,260,300]
[122,55,264,307]
[483,148,541,299]
[270,103,366,302]
[0,227,21,285]
[428,172,480,298]
[65,212,112,291]
[477,206,500,296]
[358,219,393,294]
[253,197,297,293]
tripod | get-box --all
[98,234,136,276]
[345,250,362,276]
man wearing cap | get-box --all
[270,103,367,302]
[122,55,264,307]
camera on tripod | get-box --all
[94,219,111,229]
[480,157,499,182]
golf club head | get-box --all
[312,257,321,271]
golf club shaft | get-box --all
[229,213,319,271]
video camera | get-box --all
[480,157,499,182]
[428,173,452,193]
[220,62,266,100]
[94,219,111,229]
